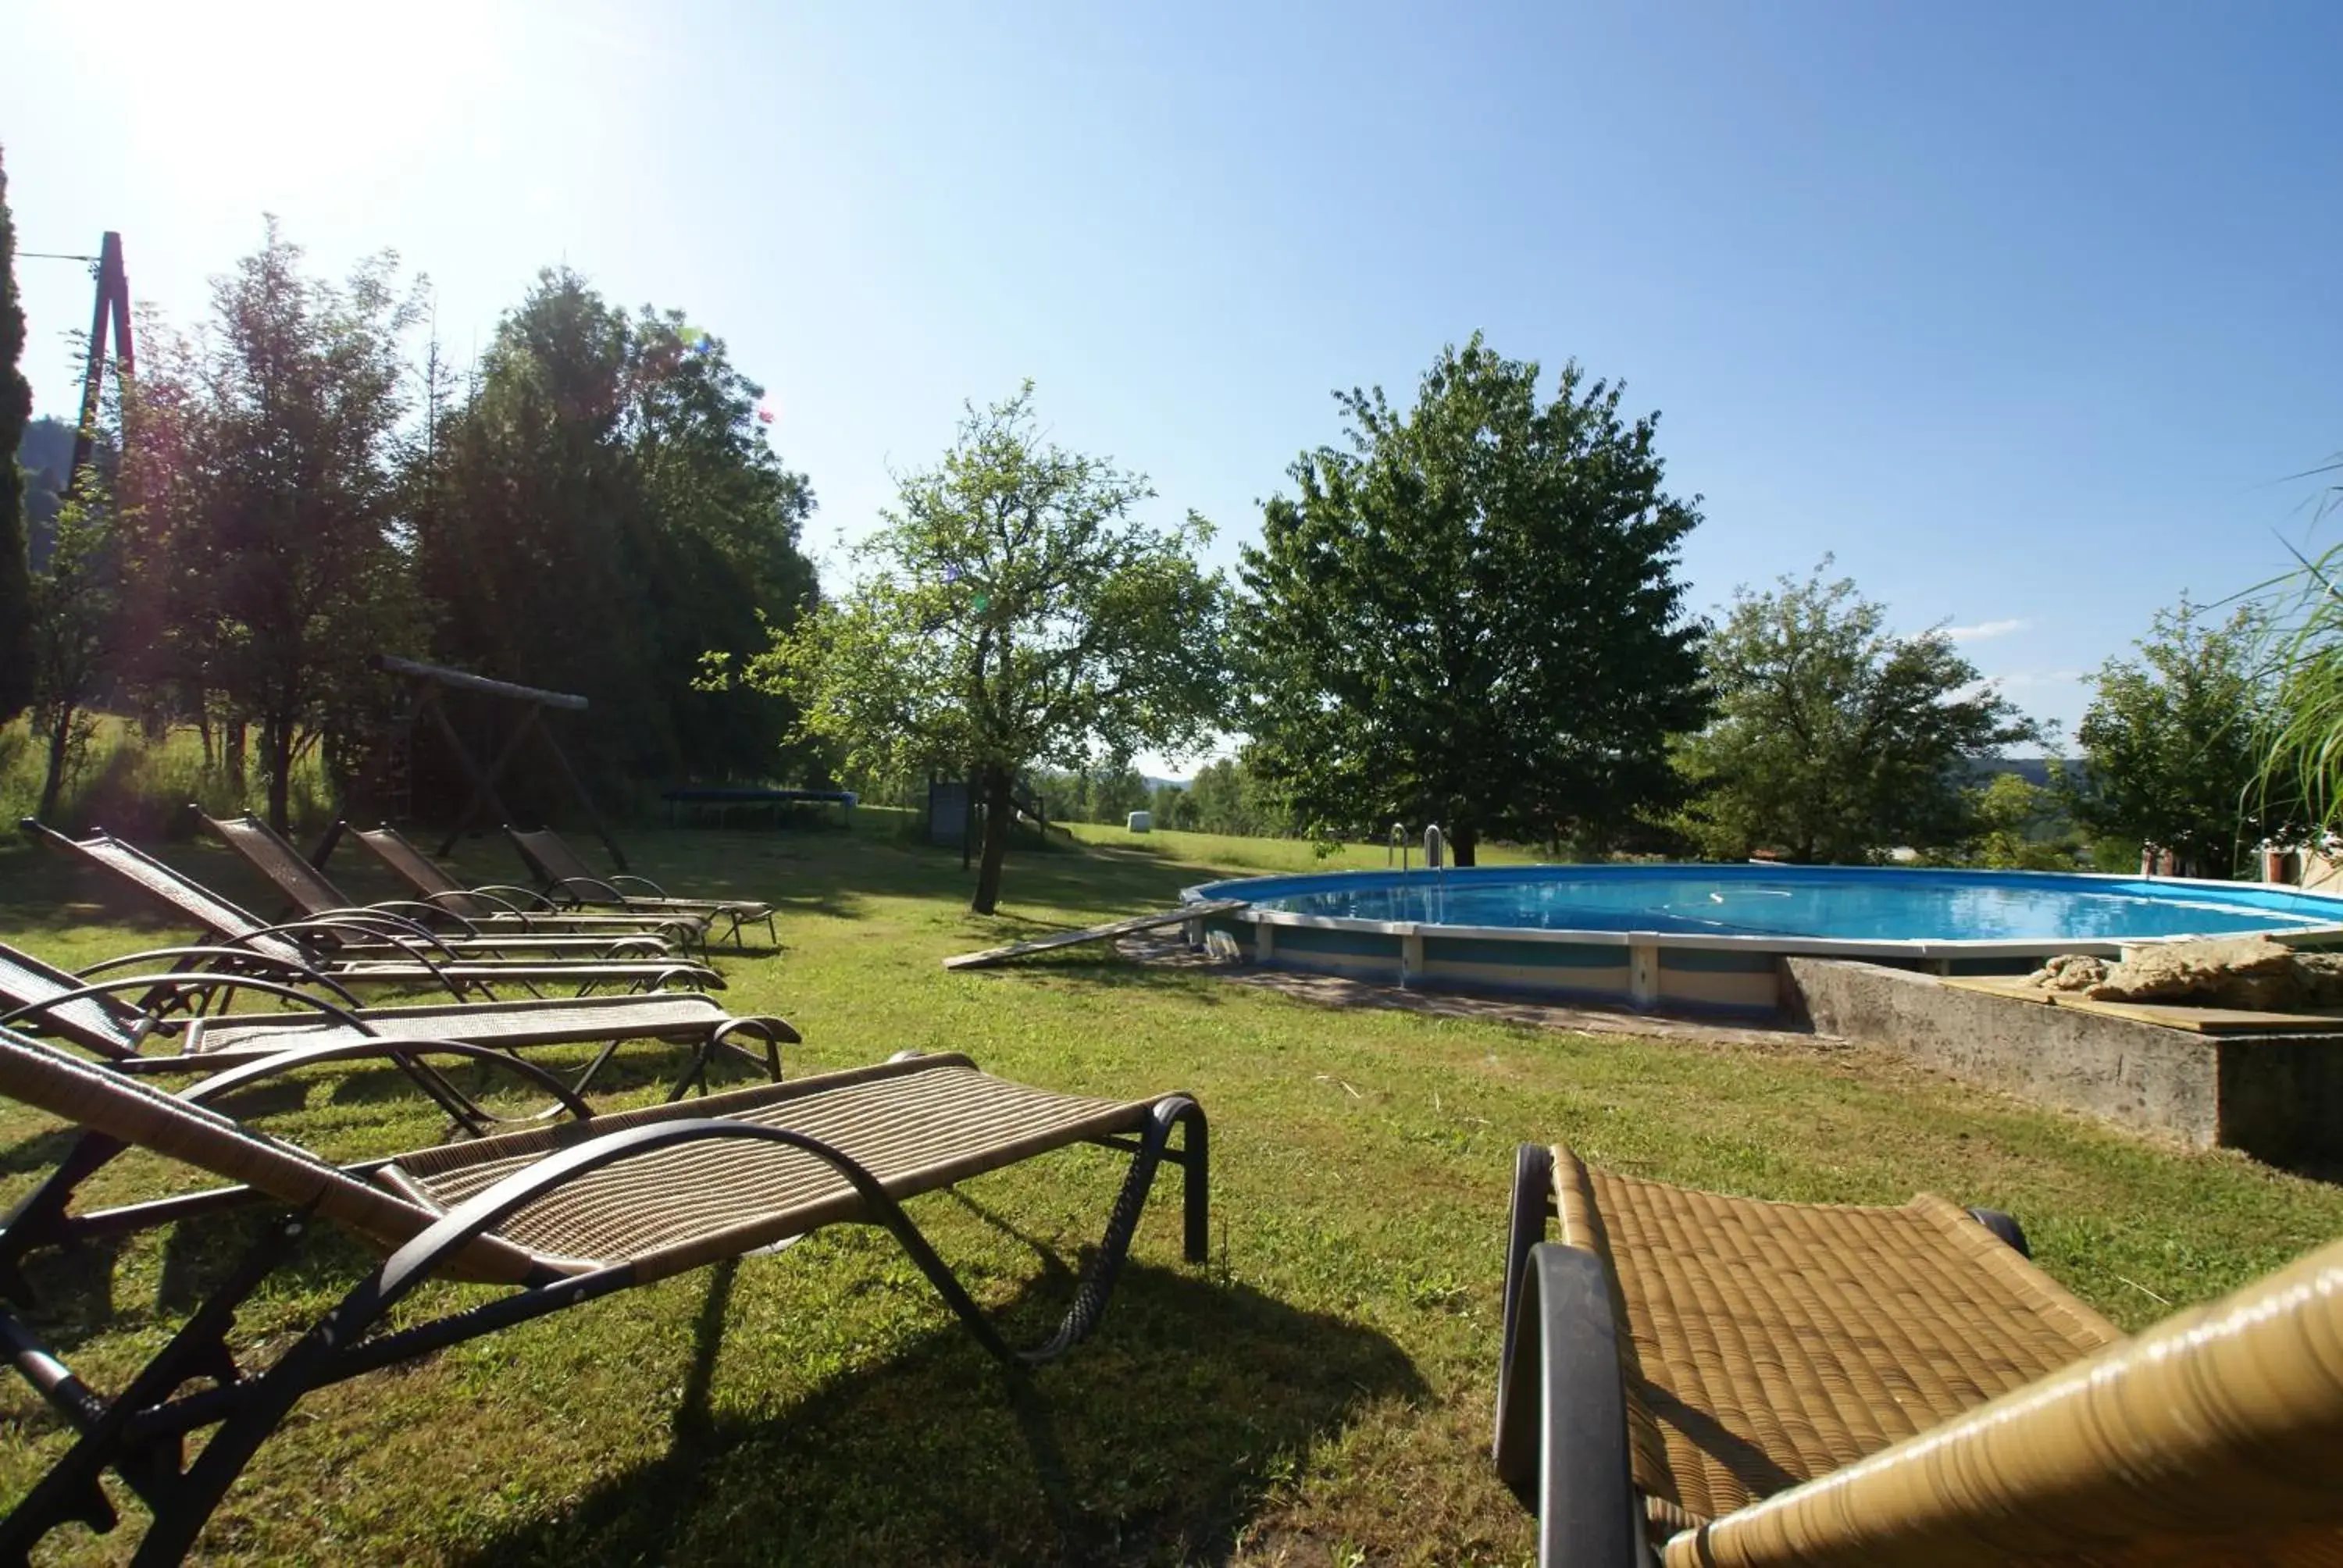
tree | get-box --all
[1964,771,2080,871]
[0,146,34,725]
[1236,335,1707,864]
[1184,757,1279,836]
[417,273,817,798]
[735,384,1228,914]
[1148,779,1195,831]
[117,223,426,828]
[1673,565,2037,863]
[2067,600,2284,878]
[26,469,121,819]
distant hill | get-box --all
[1969,756,2056,788]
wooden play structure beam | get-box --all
[375,656,626,868]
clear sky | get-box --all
[9,1,2340,756]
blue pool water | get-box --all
[1190,864,2343,944]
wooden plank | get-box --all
[943,900,1250,971]
[1940,975,2054,1006]
[380,654,590,711]
[1938,975,2343,1034]
[2045,993,2343,1035]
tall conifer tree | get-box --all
[0,148,36,724]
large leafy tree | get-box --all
[417,272,816,795]
[2067,600,2285,878]
[1673,565,2037,863]
[1236,336,1707,864]
[0,146,34,725]
[119,223,425,828]
[737,384,1228,914]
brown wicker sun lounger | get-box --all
[0,939,794,1110]
[1492,1144,2343,1566]
[196,810,682,963]
[21,819,721,1000]
[508,825,777,947]
[350,823,711,950]
[0,1026,1207,1562]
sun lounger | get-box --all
[0,939,794,1111]
[0,1028,1207,1561]
[197,810,678,961]
[21,819,721,1000]
[1492,1143,2343,1565]
[508,825,777,947]
[348,823,710,950]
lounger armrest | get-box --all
[1494,1243,1643,1568]
[291,909,465,960]
[422,888,528,923]
[365,899,483,938]
[714,1014,803,1047]
[1,973,378,1041]
[235,922,475,1002]
[471,883,566,914]
[546,874,630,905]
[366,1121,901,1310]
[71,946,370,1011]
[605,873,670,899]
[184,1038,595,1123]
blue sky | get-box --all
[9,1,2340,759]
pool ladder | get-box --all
[1386,824,1450,952]
[1386,821,1448,871]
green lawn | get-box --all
[0,811,2338,1565]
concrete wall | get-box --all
[1780,957,2343,1167]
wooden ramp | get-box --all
[1942,975,2343,1035]
[943,900,1249,971]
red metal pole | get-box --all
[65,231,130,490]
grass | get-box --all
[0,810,2339,1564]
[0,715,337,841]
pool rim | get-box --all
[1176,861,2343,962]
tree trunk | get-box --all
[1450,824,1478,867]
[36,711,72,822]
[971,764,1012,914]
[224,719,247,792]
[264,717,295,832]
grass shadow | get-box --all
[445,1266,1427,1566]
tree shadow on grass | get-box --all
[448,1263,1426,1567]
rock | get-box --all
[2297,950,2343,1007]
[2082,935,2300,1003]
[2026,953,2108,992]
[2213,970,2307,1010]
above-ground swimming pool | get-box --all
[1179,864,2343,1015]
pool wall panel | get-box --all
[1418,935,1630,996]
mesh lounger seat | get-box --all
[21,819,720,1000]
[0,1028,1207,1562]
[1492,1143,2343,1566]
[350,823,711,950]
[0,939,794,1114]
[508,826,777,948]
[197,811,683,963]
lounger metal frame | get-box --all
[0,1037,1207,1564]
